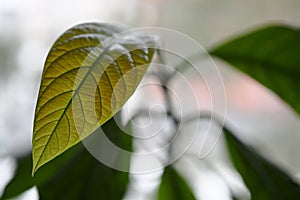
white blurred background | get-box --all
[1,0,300,199]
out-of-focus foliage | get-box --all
[212,25,300,199]
[211,26,300,115]
[158,166,196,200]
[224,128,300,199]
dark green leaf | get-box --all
[224,128,300,200]
[158,166,196,200]
[211,26,300,115]
[1,146,76,199]
[1,154,33,199]
[231,196,240,200]
[1,117,131,200]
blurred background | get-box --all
[0,0,300,199]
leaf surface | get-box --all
[2,118,131,200]
[224,128,300,200]
[158,166,196,200]
[211,26,300,115]
[32,22,156,174]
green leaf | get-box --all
[210,25,300,115]
[1,117,131,200]
[0,148,77,200]
[32,22,156,174]
[231,196,240,200]
[0,155,33,199]
[37,147,128,200]
[224,128,300,200]
[158,166,196,200]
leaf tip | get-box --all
[31,161,38,177]
[31,152,42,177]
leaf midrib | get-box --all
[34,45,111,172]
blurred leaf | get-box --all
[224,128,300,200]
[0,154,34,199]
[211,26,300,115]
[32,22,156,174]
[0,147,78,200]
[1,117,131,200]
[158,166,196,200]
[231,196,239,200]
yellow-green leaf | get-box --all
[32,22,156,174]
